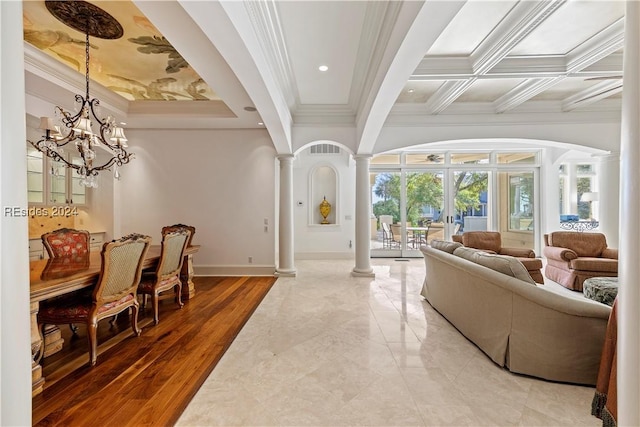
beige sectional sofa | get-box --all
[420,240,611,385]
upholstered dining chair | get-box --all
[42,228,90,258]
[37,233,151,366]
[137,227,191,325]
[162,223,196,247]
[41,228,92,334]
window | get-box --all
[508,173,534,231]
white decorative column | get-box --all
[352,155,374,277]
[1,0,32,423]
[277,155,296,276]
[597,153,620,248]
[618,2,640,425]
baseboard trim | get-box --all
[194,265,276,277]
[294,252,355,260]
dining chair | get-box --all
[137,227,191,325]
[162,223,196,247]
[37,233,151,366]
[41,228,92,334]
[41,228,90,258]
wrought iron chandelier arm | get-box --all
[28,139,82,172]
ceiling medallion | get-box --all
[30,1,131,188]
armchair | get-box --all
[452,231,543,283]
[543,232,618,291]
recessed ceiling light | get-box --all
[244,106,257,112]
[258,122,264,126]
[318,65,328,72]
[120,122,127,125]
[408,89,414,93]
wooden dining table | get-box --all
[29,244,199,396]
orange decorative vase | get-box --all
[319,197,331,224]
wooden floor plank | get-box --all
[33,276,276,426]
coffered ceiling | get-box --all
[23,0,626,154]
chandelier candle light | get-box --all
[29,1,132,188]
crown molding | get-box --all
[562,80,623,112]
[350,1,402,114]
[493,76,565,113]
[389,99,620,123]
[566,18,624,73]
[424,79,476,114]
[244,0,298,110]
[23,42,129,116]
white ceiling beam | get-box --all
[492,17,624,113]
[356,0,467,154]
[493,77,564,114]
[419,0,566,114]
[470,0,567,75]
[562,79,623,112]
[243,1,297,111]
[173,0,293,154]
[566,18,624,74]
[425,79,476,114]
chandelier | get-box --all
[29,1,132,188]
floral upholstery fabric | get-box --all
[43,229,90,258]
[138,275,180,294]
[38,294,135,323]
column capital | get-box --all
[277,154,295,160]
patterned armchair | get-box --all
[452,231,543,283]
[41,228,90,258]
[38,234,151,366]
[137,227,191,325]
[543,232,618,291]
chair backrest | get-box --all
[161,223,196,247]
[42,228,90,258]
[461,231,502,253]
[379,215,393,226]
[156,229,191,279]
[381,222,391,239]
[547,231,607,257]
[94,234,151,305]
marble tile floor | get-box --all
[177,258,600,427]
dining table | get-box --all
[29,244,199,396]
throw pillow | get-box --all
[430,239,463,254]
[453,246,485,263]
[474,253,537,285]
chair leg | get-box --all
[175,284,184,308]
[152,292,160,325]
[87,319,98,366]
[130,304,141,336]
[109,314,118,327]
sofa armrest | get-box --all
[500,247,535,258]
[602,248,618,259]
[543,246,578,261]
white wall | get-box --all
[1,1,32,424]
[293,148,356,258]
[118,128,277,275]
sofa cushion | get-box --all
[474,253,537,285]
[430,239,463,254]
[570,257,618,273]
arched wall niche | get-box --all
[309,163,339,225]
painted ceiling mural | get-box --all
[23,0,219,102]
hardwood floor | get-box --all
[32,276,277,427]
